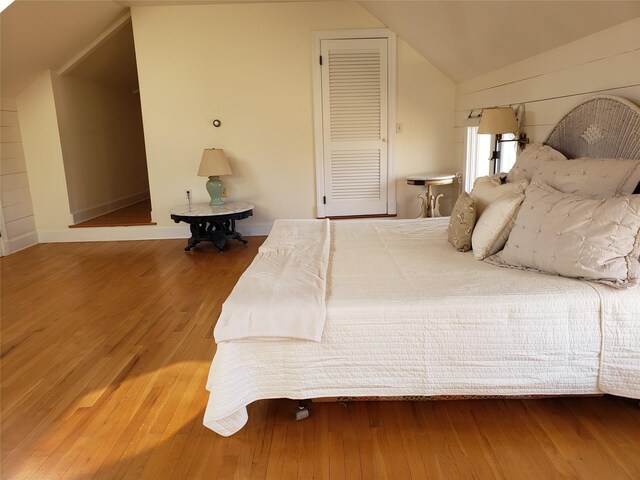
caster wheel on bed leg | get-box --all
[294,401,309,420]
[294,407,309,420]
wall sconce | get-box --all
[479,106,529,174]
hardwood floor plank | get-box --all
[70,199,155,228]
[2,240,640,479]
[524,398,634,479]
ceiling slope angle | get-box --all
[0,0,127,98]
[357,0,640,83]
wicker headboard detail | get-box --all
[544,95,640,161]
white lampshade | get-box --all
[198,149,232,177]
[478,107,518,134]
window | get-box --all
[463,126,490,192]
[499,133,518,173]
[464,128,518,192]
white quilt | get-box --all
[214,219,329,342]
[203,218,640,436]
[593,284,640,398]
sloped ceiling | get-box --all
[358,1,640,82]
[0,0,127,98]
[2,0,640,98]
[68,21,139,92]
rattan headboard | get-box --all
[543,95,640,161]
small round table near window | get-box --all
[406,173,458,218]
[170,202,253,252]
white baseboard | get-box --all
[37,222,273,243]
[72,191,151,224]
[5,230,39,254]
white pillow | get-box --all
[533,157,640,198]
[470,175,529,217]
[486,182,640,288]
[471,192,525,260]
[506,143,567,183]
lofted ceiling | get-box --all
[0,0,127,97]
[68,21,139,92]
[1,0,639,98]
[358,1,640,83]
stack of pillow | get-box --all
[448,143,640,287]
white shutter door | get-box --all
[321,38,388,216]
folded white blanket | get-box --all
[213,219,330,343]
[595,284,640,399]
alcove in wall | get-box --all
[55,16,153,227]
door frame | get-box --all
[311,29,397,218]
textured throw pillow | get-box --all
[487,182,640,288]
[471,192,525,260]
[448,192,477,252]
[506,143,567,183]
[470,175,529,217]
[532,157,640,198]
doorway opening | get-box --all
[56,16,154,228]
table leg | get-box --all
[181,216,250,252]
[185,223,201,251]
[208,221,227,252]
[229,219,248,245]
[417,194,428,218]
[426,184,435,218]
[433,193,444,217]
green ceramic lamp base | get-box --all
[206,176,225,206]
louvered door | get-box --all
[320,38,388,216]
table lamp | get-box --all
[198,148,232,206]
[478,107,519,174]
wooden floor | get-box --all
[1,238,640,479]
[70,199,155,228]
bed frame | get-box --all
[292,95,640,417]
[544,95,640,160]
[295,95,640,419]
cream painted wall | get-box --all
[132,1,456,230]
[454,17,640,173]
[395,39,456,218]
[16,70,72,231]
[52,72,149,223]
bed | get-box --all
[203,95,640,437]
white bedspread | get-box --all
[214,219,330,342]
[594,285,640,398]
[204,218,640,436]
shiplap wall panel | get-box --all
[1,98,37,254]
[4,200,34,223]
[1,142,24,159]
[1,172,30,191]
[0,126,22,143]
[454,85,640,142]
[1,156,28,176]
[5,215,36,238]
[1,97,17,111]
[457,49,640,112]
[2,187,33,207]
[1,111,19,126]
[456,18,640,97]
[454,18,640,170]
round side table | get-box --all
[407,174,457,218]
[170,202,253,251]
